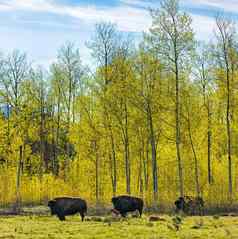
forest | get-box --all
[0,0,237,211]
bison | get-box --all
[48,197,87,221]
[111,195,144,217]
[174,196,204,215]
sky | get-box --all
[0,0,238,69]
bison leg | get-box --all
[80,212,85,222]
[138,209,143,217]
[199,206,204,216]
[57,213,66,221]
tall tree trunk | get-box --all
[124,103,130,195]
[125,138,130,194]
[175,57,184,197]
[6,103,10,167]
[187,112,200,197]
[207,100,212,184]
[15,146,23,213]
[147,103,158,202]
[201,62,212,185]
[65,70,72,181]
[215,16,233,199]
[72,90,76,123]
[145,138,150,191]
[94,141,100,204]
[105,50,108,85]
[109,125,117,196]
[39,91,44,179]
[54,96,60,176]
[138,148,143,196]
[142,137,148,191]
[104,111,117,196]
[51,108,57,176]
[226,64,232,199]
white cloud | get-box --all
[0,0,151,32]
[119,0,158,8]
[182,0,238,14]
[0,0,231,69]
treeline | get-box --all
[0,0,238,209]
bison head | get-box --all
[174,197,186,211]
[111,197,119,206]
[48,200,57,215]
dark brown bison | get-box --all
[111,195,144,217]
[174,196,204,215]
[48,197,87,221]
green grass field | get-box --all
[1,215,238,239]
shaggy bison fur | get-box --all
[48,197,87,221]
[174,196,204,215]
[111,195,144,217]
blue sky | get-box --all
[0,0,238,68]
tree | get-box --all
[215,15,236,199]
[194,43,214,185]
[148,0,195,197]
[2,50,29,110]
[26,68,48,177]
[133,46,161,201]
[0,50,30,211]
[183,85,201,197]
[87,22,118,85]
[55,42,84,180]
[88,22,121,194]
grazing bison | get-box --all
[111,195,144,217]
[48,197,87,221]
[174,196,204,215]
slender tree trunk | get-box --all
[51,107,57,176]
[65,70,72,181]
[104,47,110,85]
[138,148,143,196]
[187,112,200,197]
[15,146,23,213]
[223,46,232,198]
[104,111,117,196]
[72,90,76,123]
[54,96,60,176]
[145,138,150,190]
[147,103,158,202]
[226,64,232,199]
[142,137,148,191]
[109,126,117,196]
[175,58,184,197]
[124,103,130,195]
[52,132,56,174]
[94,141,100,204]
[6,103,10,167]
[207,100,212,184]
[125,138,130,194]
[39,91,44,179]
[108,120,117,196]
[201,63,212,185]
[215,16,233,199]
[112,146,117,196]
